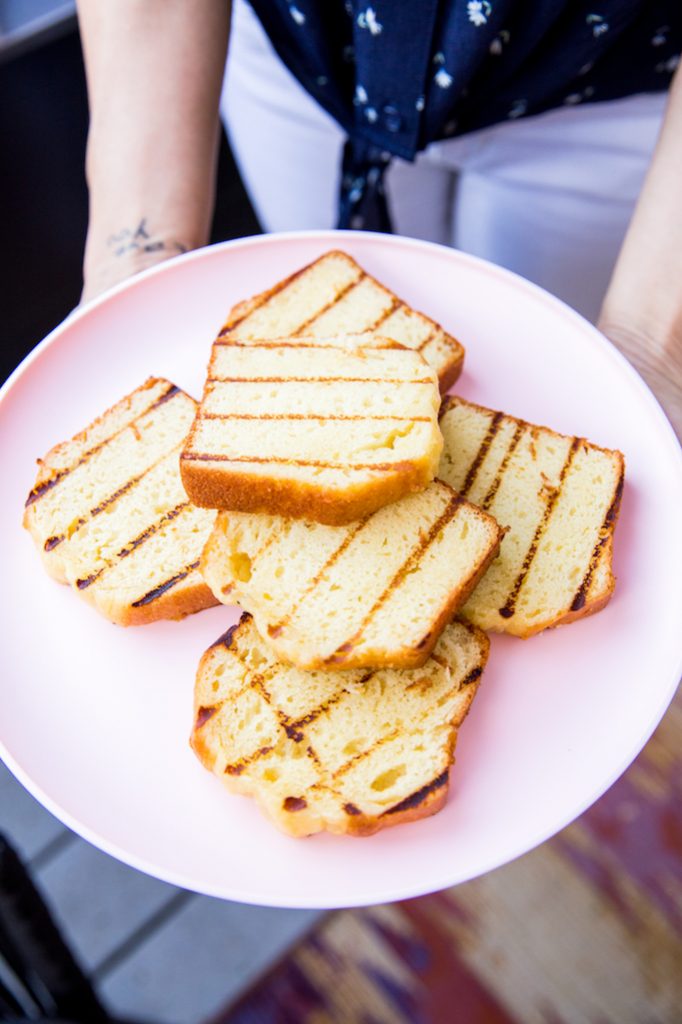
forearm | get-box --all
[78,0,230,299]
[600,68,682,435]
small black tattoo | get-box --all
[106,219,187,258]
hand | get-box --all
[598,316,682,441]
[76,0,229,304]
[81,218,191,304]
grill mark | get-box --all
[570,470,624,612]
[363,297,401,332]
[284,687,352,737]
[131,559,200,608]
[249,674,273,705]
[74,502,190,589]
[292,275,365,335]
[480,420,525,510]
[24,382,182,508]
[210,619,246,649]
[334,730,401,778]
[499,437,581,619]
[207,375,433,384]
[406,660,480,694]
[218,261,316,335]
[117,502,188,558]
[284,722,305,743]
[181,453,416,471]
[325,494,464,663]
[278,675,372,741]
[26,471,70,507]
[344,802,362,816]
[195,705,218,729]
[224,745,274,776]
[267,517,372,635]
[461,666,483,688]
[417,328,437,353]
[306,745,322,768]
[148,384,180,410]
[459,412,504,498]
[44,533,69,552]
[382,769,448,816]
[283,796,307,811]
[76,569,102,590]
[41,447,182,553]
[199,413,429,422]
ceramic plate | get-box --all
[1,231,680,908]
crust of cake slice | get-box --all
[438,396,624,637]
[200,479,502,670]
[181,454,439,525]
[92,567,216,627]
[191,613,488,837]
[181,338,443,524]
[220,250,465,392]
[23,377,218,625]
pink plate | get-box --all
[1,231,681,909]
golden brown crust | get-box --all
[191,614,488,837]
[220,249,464,393]
[440,395,624,637]
[435,351,465,394]
[97,577,218,627]
[221,773,452,838]
[180,455,437,524]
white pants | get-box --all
[222,0,668,323]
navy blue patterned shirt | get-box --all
[246,1,681,229]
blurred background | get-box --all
[1,5,681,1023]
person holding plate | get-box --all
[76,0,681,437]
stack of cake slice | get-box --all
[23,248,626,840]
[184,252,506,835]
[184,250,624,837]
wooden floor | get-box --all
[213,690,682,1024]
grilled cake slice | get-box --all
[438,396,625,637]
[191,612,488,837]
[181,337,443,524]
[23,377,218,625]
[200,479,502,670]
[219,249,464,392]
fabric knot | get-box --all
[338,139,393,231]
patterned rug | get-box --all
[209,690,681,1024]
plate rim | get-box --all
[2,229,681,908]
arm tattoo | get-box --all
[106,219,188,258]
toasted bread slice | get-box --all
[438,396,625,637]
[181,337,443,524]
[219,250,464,392]
[191,613,488,837]
[200,480,502,669]
[23,378,218,625]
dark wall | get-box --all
[0,30,260,385]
